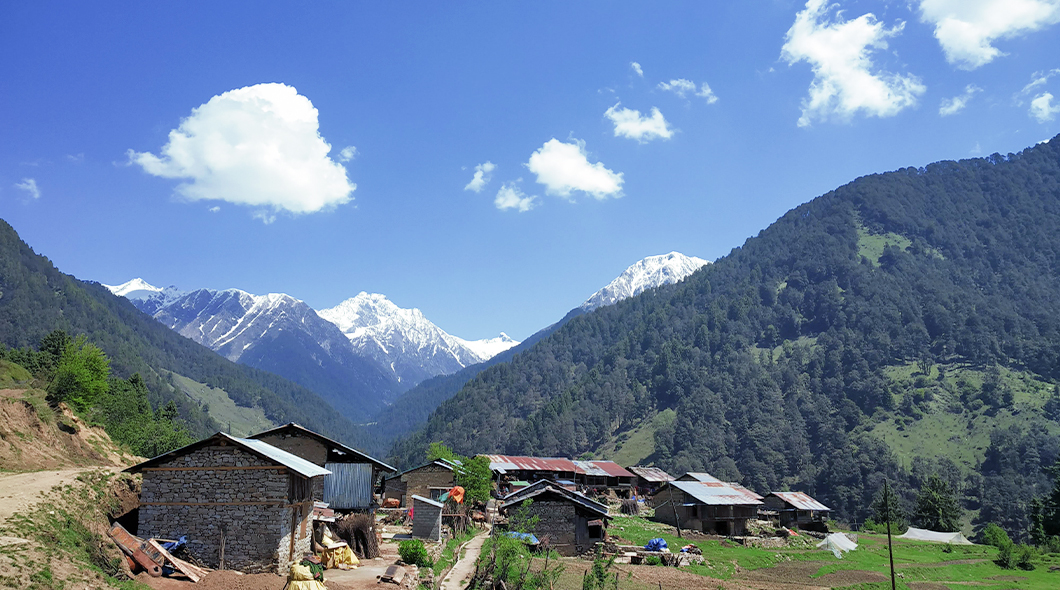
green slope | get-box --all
[393,134,1060,531]
[0,219,367,448]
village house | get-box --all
[572,460,636,496]
[500,479,609,556]
[126,432,330,573]
[762,491,832,529]
[651,478,763,536]
[627,466,674,497]
[484,455,579,491]
[677,472,763,501]
[249,423,394,510]
[382,459,456,506]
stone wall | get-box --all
[255,433,328,466]
[521,499,577,554]
[404,465,454,503]
[137,444,317,573]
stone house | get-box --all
[651,479,762,536]
[382,460,456,507]
[411,495,443,542]
[627,466,674,497]
[126,432,330,573]
[500,480,609,556]
[762,492,831,528]
[249,423,394,510]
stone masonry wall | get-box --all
[404,465,454,503]
[521,500,577,554]
[137,444,314,573]
[255,434,328,466]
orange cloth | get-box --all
[449,486,465,504]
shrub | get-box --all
[980,523,1010,548]
[643,555,662,566]
[996,541,1037,570]
[398,539,433,568]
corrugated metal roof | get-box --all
[572,460,609,477]
[249,423,395,472]
[627,466,674,483]
[500,480,608,516]
[231,435,331,478]
[679,472,725,483]
[411,494,444,508]
[731,483,764,501]
[768,491,831,511]
[581,460,635,478]
[125,432,330,479]
[484,455,578,473]
[665,480,763,506]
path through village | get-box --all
[0,467,113,522]
[441,527,490,590]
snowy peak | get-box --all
[103,278,187,315]
[104,277,161,297]
[318,293,519,384]
[581,252,710,311]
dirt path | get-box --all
[0,467,117,522]
[441,529,490,590]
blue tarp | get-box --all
[644,538,668,551]
[504,532,540,544]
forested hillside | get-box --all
[394,135,1060,534]
[0,220,368,448]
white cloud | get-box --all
[658,79,718,103]
[631,62,644,77]
[919,0,1060,70]
[464,161,496,192]
[939,84,982,116]
[337,146,358,162]
[128,83,355,220]
[66,153,84,163]
[14,178,40,199]
[604,103,674,143]
[1031,92,1060,122]
[526,139,623,200]
[695,83,719,104]
[494,182,537,212]
[208,206,220,213]
[781,0,925,127]
[1022,69,1060,95]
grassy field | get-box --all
[165,370,276,437]
[597,409,675,467]
[605,515,1060,589]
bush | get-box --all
[980,523,1010,548]
[996,541,1037,570]
[398,539,433,568]
[643,555,662,566]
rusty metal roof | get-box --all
[678,472,725,483]
[663,480,763,506]
[767,491,831,511]
[571,460,635,478]
[484,455,578,474]
[627,466,674,483]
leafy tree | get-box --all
[871,480,905,529]
[913,474,962,532]
[981,523,1011,547]
[456,455,493,505]
[427,442,458,463]
[48,335,110,412]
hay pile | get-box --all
[334,513,380,559]
[620,499,640,515]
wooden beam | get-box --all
[141,466,287,472]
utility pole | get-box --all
[885,480,896,590]
[667,484,682,538]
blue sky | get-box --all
[3,1,1060,341]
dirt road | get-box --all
[441,529,489,590]
[0,467,117,522]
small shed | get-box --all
[249,423,394,510]
[627,466,674,497]
[126,432,330,573]
[762,492,831,528]
[651,479,762,536]
[383,460,456,507]
[500,480,609,556]
[411,495,444,542]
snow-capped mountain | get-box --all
[581,252,710,311]
[105,280,402,421]
[317,293,519,385]
[103,278,186,316]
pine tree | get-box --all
[871,480,905,528]
[914,474,962,532]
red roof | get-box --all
[485,455,578,473]
[581,460,635,478]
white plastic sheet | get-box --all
[817,533,858,558]
[897,527,973,544]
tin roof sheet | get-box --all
[768,491,831,511]
[580,460,635,478]
[500,480,608,516]
[627,466,675,483]
[249,423,395,472]
[666,480,763,506]
[679,472,725,483]
[484,455,578,473]
[125,432,331,478]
